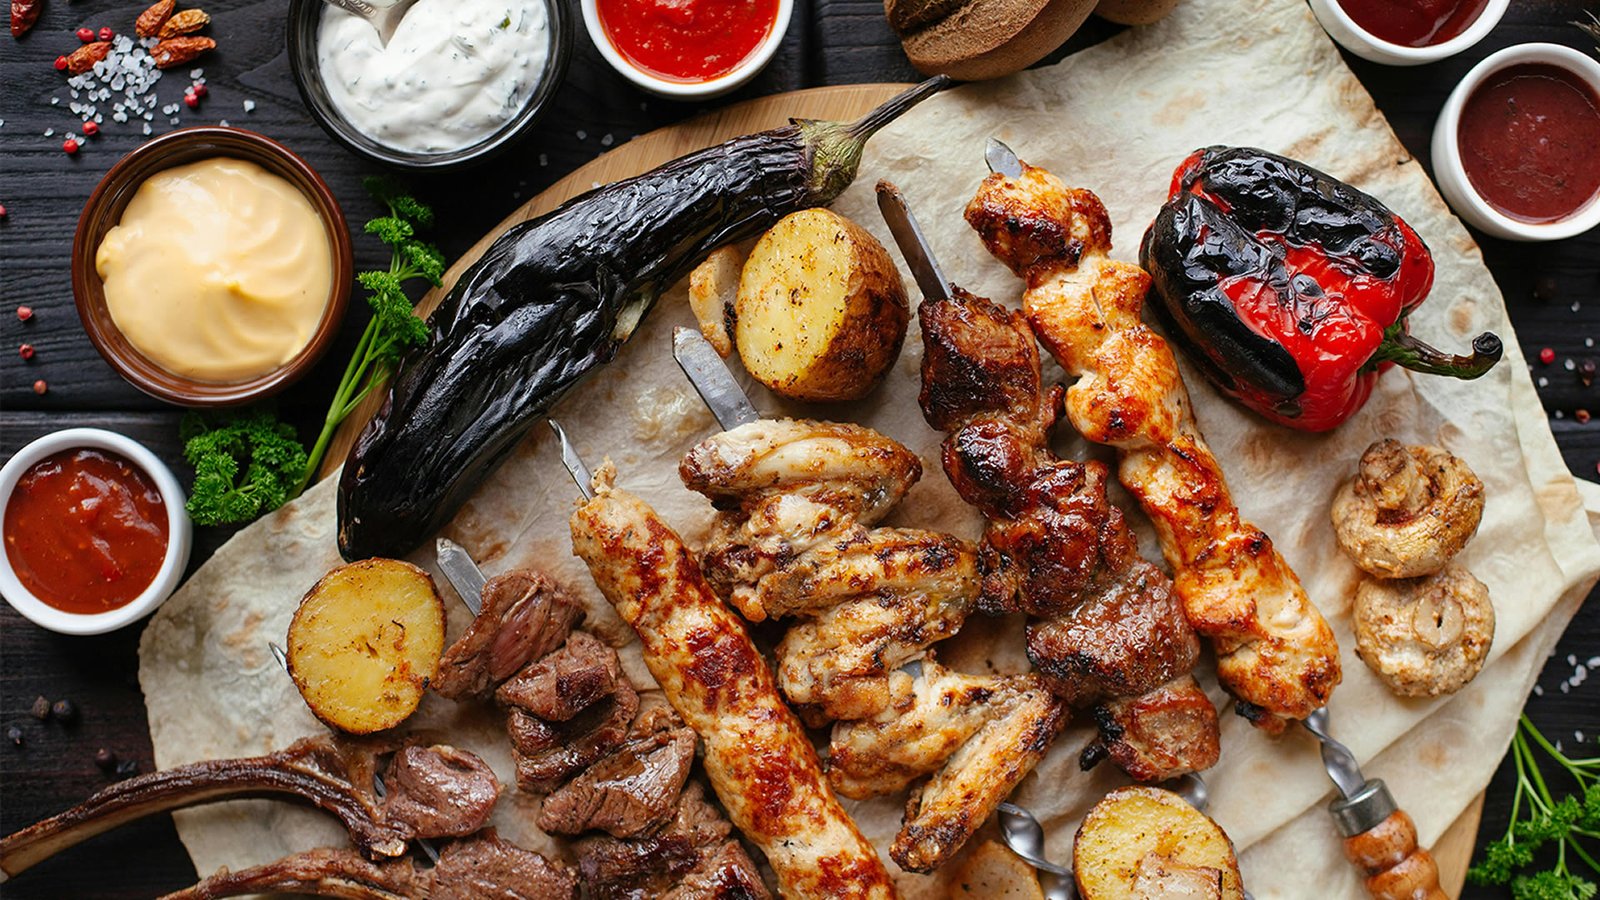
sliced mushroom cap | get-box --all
[1331,439,1485,579]
[1353,565,1494,698]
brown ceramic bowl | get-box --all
[73,126,353,407]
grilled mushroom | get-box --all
[1331,439,1485,579]
[1353,565,1494,698]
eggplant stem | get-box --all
[1371,323,1503,380]
[800,76,951,205]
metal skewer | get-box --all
[672,328,760,430]
[549,420,594,500]
[435,538,486,616]
[265,642,441,866]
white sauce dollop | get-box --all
[317,0,550,154]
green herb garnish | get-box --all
[179,180,443,526]
[1468,716,1600,899]
[181,407,310,527]
[296,177,442,495]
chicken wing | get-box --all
[570,464,897,899]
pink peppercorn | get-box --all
[76,27,94,42]
[97,26,112,41]
[81,121,99,137]
[32,380,47,395]
[62,138,79,155]
[18,344,33,361]
[54,55,68,70]
[16,306,31,322]
[1539,347,1556,365]
[184,93,199,109]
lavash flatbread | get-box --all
[139,0,1600,895]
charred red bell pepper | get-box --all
[1140,146,1502,432]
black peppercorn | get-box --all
[113,759,139,780]
[50,699,78,724]
[1581,359,1596,387]
[7,725,23,747]
[29,696,50,721]
[94,748,118,772]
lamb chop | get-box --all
[0,737,500,879]
[159,829,577,900]
[965,149,1340,731]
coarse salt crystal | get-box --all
[576,130,587,140]
[243,100,256,113]
[538,153,547,166]
[601,133,614,146]
[43,128,53,136]
[1579,731,1586,742]
[1570,654,1578,666]
[142,122,151,134]
[1539,377,1550,387]
[219,119,229,126]
[1534,684,1544,696]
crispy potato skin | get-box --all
[950,839,1045,899]
[1093,0,1180,25]
[735,209,909,402]
[287,559,446,735]
[1073,786,1243,900]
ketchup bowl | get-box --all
[1307,0,1507,66]
[1432,43,1600,242]
[581,0,793,99]
[0,429,192,636]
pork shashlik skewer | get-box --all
[671,327,1068,872]
[881,180,1222,783]
[967,143,1340,730]
[561,439,899,898]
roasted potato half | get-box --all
[1074,786,1244,900]
[287,559,446,735]
[734,209,909,402]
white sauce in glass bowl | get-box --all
[317,0,550,154]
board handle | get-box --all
[1332,780,1448,900]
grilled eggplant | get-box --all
[337,77,949,560]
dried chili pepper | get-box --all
[1141,146,1502,432]
[10,0,41,38]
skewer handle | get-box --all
[1341,809,1446,900]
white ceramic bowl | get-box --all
[1307,0,1507,66]
[1432,43,1600,242]
[580,0,792,99]
[0,428,192,635]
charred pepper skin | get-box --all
[336,78,949,561]
[1141,147,1501,432]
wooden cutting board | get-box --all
[320,82,1482,895]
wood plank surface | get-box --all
[2,1,1598,897]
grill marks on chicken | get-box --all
[159,830,578,900]
[829,657,1068,872]
[679,418,1068,872]
[681,419,977,724]
[965,161,1341,728]
[917,287,1220,782]
[571,465,894,899]
[0,735,501,878]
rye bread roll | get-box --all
[1093,0,1181,25]
[885,0,1097,81]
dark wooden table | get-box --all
[2,1,1597,896]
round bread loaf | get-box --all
[885,0,1098,81]
[1093,0,1181,25]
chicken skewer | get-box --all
[882,180,1222,783]
[671,327,1068,873]
[558,428,899,899]
[967,142,1340,731]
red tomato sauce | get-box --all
[1458,63,1600,224]
[597,0,778,83]
[1335,0,1488,47]
[4,448,169,615]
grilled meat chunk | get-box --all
[507,679,640,794]
[966,160,1340,728]
[917,287,1220,779]
[575,782,769,900]
[827,657,1068,873]
[570,466,895,899]
[160,831,577,900]
[681,420,979,723]
[434,571,585,701]
[381,744,500,839]
[1083,676,1223,783]
[539,706,697,837]
[496,631,623,721]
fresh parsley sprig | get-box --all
[181,180,443,526]
[181,407,311,527]
[295,177,443,496]
[1468,715,1600,900]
